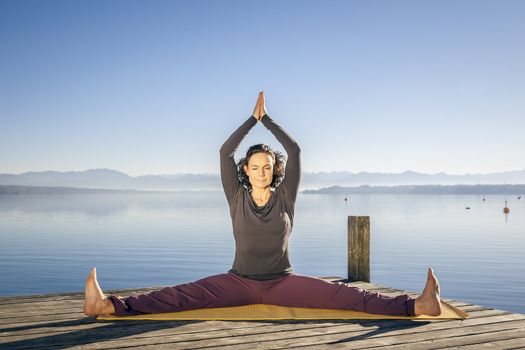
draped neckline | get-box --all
[246,189,277,215]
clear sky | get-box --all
[1,0,524,176]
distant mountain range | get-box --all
[304,184,525,195]
[1,168,525,191]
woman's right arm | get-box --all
[219,115,258,206]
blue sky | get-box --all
[1,0,524,176]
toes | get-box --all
[86,269,96,283]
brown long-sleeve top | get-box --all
[219,114,301,280]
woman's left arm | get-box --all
[260,114,301,203]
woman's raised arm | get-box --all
[260,114,301,204]
[219,115,258,207]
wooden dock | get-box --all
[1,277,524,350]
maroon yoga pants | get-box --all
[107,272,416,316]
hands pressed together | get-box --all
[252,91,268,121]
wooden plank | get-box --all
[34,317,524,350]
[0,288,161,305]
[129,319,525,350]
[447,337,525,350]
[0,280,523,350]
[445,338,525,349]
[284,328,525,350]
[1,307,518,350]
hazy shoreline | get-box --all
[304,184,525,195]
[2,184,524,195]
[0,185,221,195]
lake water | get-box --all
[1,192,524,314]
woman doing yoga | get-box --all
[84,91,441,317]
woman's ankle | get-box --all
[102,298,116,315]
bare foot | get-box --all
[414,267,442,316]
[83,267,115,316]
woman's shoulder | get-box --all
[274,184,293,205]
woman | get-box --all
[84,92,441,317]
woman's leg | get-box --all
[260,268,441,316]
[84,268,260,316]
[261,274,415,316]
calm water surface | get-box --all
[1,192,524,313]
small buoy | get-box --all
[465,207,471,210]
[518,196,522,200]
[504,200,510,214]
[344,193,348,202]
[482,196,486,202]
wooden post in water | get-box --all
[347,216,370,282]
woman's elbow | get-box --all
[219,145,231,157]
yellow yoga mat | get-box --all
[97,300,468,321]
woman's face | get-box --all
[243,152,274,190]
